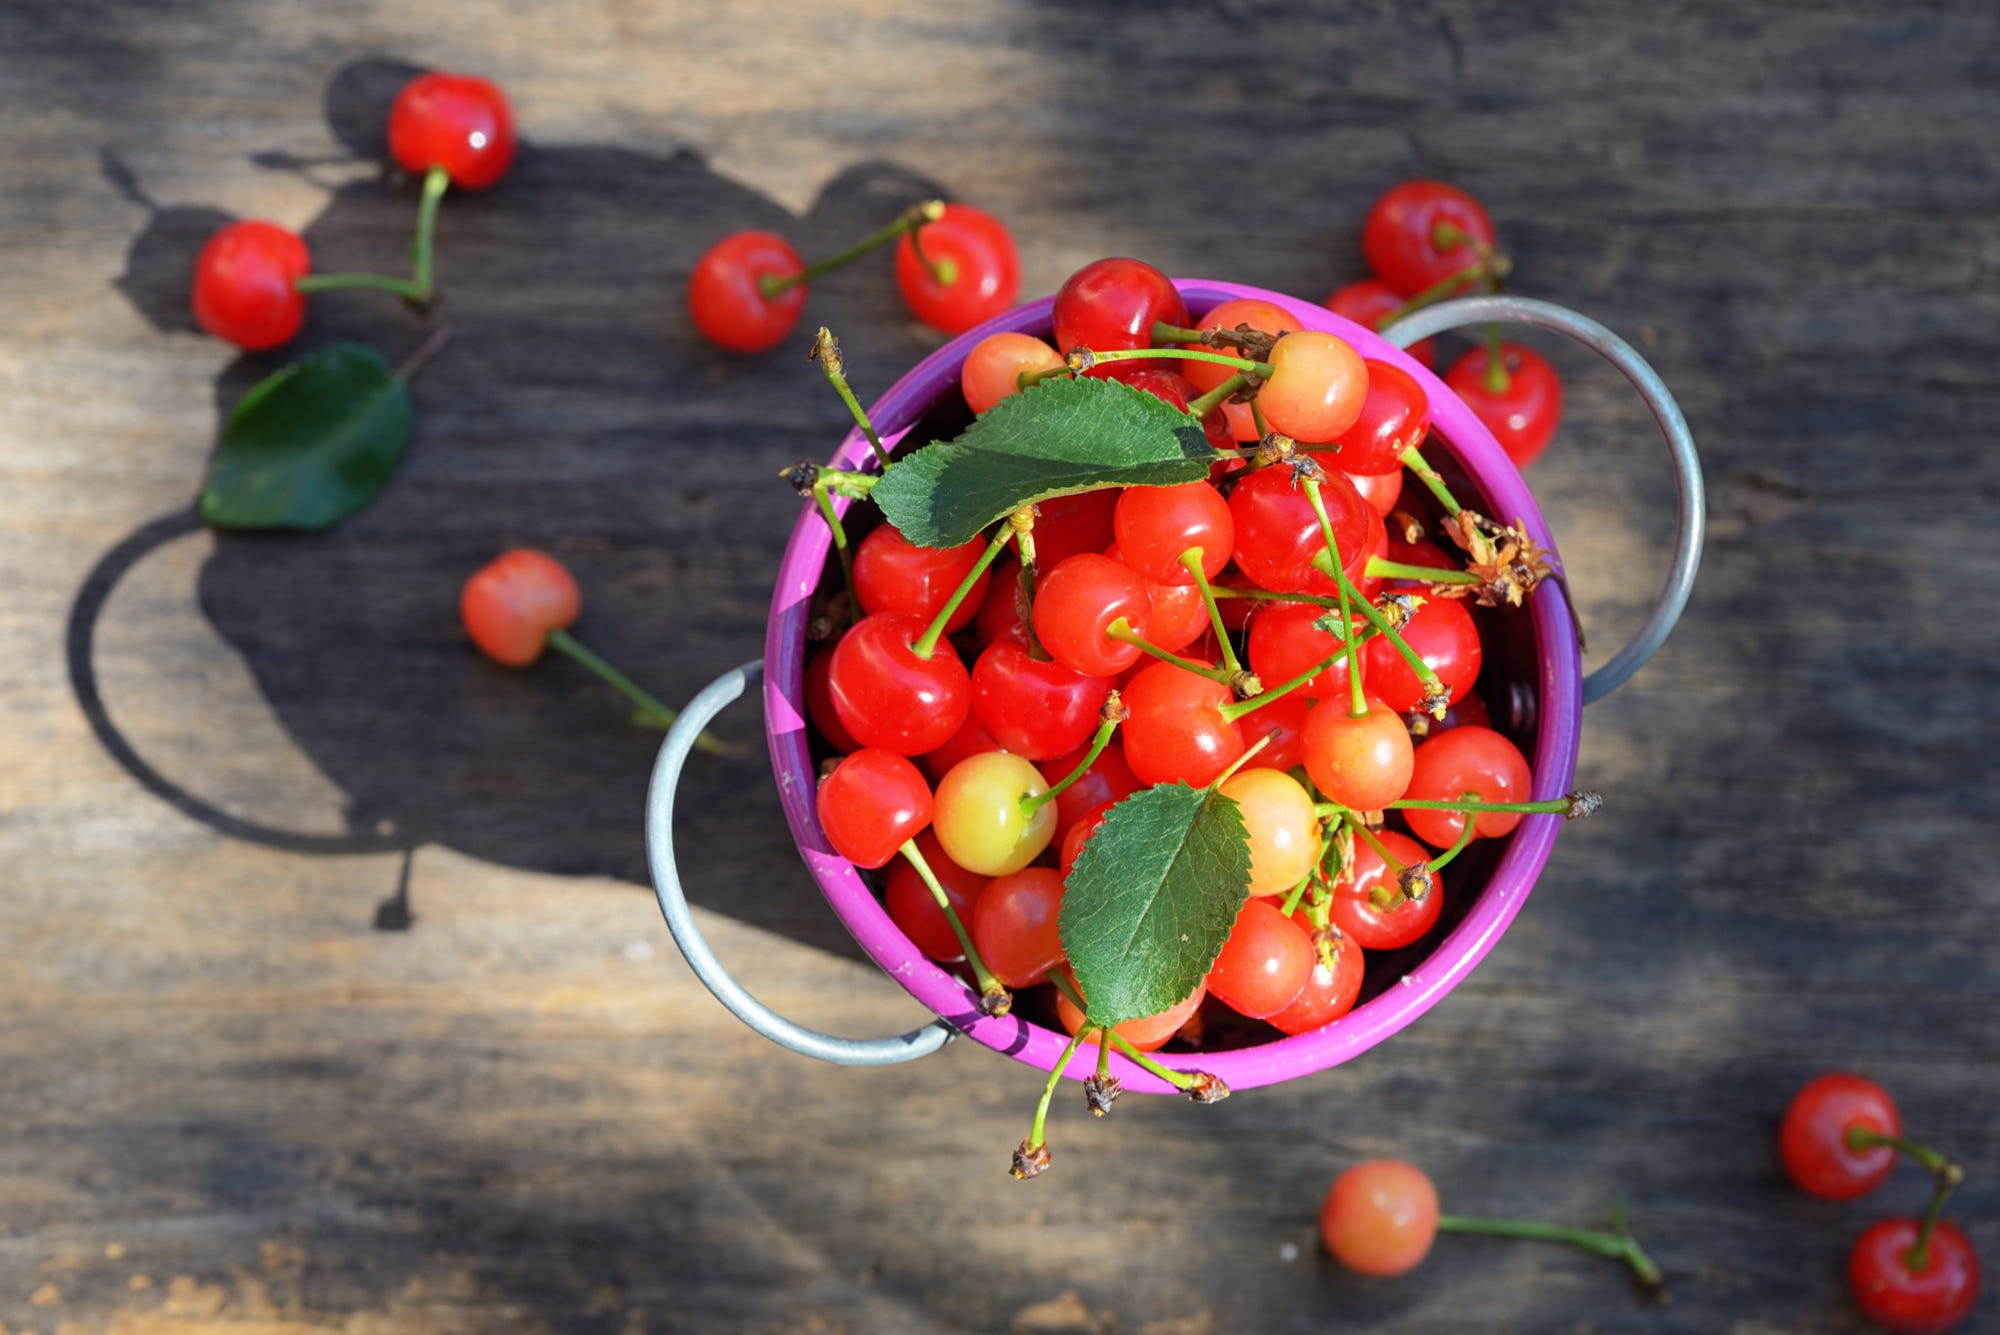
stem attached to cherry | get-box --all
[544,628,725,754]
[908,524,1014,661]
[1012,1025,1092,1179]
[1105,618,1238,685]
[899,837,1010,1017]
[1022,696,1127,820]
[1397,445,1464,518]
[1436,1195,1666,1299]
[294,165,452,305]
[1481,322,1512,395]
[1069,346,1269,378]
[811,480,859,626]
[1300,470,1447,713]
[1179,548,1246,676]
[762,199,945,299]
[1365,557,1481,587]
[1011,507,1052,662]
[811,328,893,470]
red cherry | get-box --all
[1058,800,1113,877]
[1107,543,1209,653]
[1246,601,1362,700]
[191,221,310,350]
[920,709,1003,783]
[825,612,971,756]
[853,524,991,632]
[970,867,1067,988]
[1428,689,1492,735]
[1228,459,1380,598]
[1362,180,1496,297]
[961,333,1064,415]
[883,830,986,961]
[1237,690,1312,773]
[1182,297,1303,394]
[1325,279,1435,369]
[1258,331,1369,443]
[1347,466,1404,519]
[1033,553,1152,678]
[1114,481,1233,587]
[1120,659,1243,788]
[1054,972,1204,1052]
[1329,829,1441,950]
[971,633,1112,761]
[1849,1219,1979,1334]
[815,748,933,869]
[1032,489,1122,571]
[1321,1160,1440,1276]
[1445,343,1563,468]
[1206,898,1313,1019]
[895,202,1019,335]
[688,230,806,353]
[805,649,862,754]
[1037,741,1141,834]
[387,72,516,190]
[1402,725,1532,847]
[1302,697,1414,813]
[1779,1073,1902,1200]
[1268,930,1365,1034]
[1331,359,1431,476]
[1359,595,1482,715]
[1052,257,1188,371]
[460,549,580,667]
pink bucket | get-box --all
[758,280,1593,1096]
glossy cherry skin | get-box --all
[815,748,933,869]
[1321,1160,1440,1275]
[1182,297,1304,393]
[853,524,990,632]
[920,709,1002,783]
[1052,257,1188,370]
[1246,601,1362,700]
[1325,279,1435,368]
[1237,690,1312,773]
[1403,725,1532,847]
[1347,466,1404,519]
[388,72,517,190]
[1107,543,1209,652]
[1445,343,1563,467]
[1360,594,1482,714]
[1032,489,1122,571]
[1120,659,1243,788]
[805,649,862,753]
[1227,457,1380,598]
[687,230,806,353]
[1362,180,1496,297]
[970,866,1067,988]
[461,549,580,667]
[825,612,970,756]
[1302,697,1414,813]
[1037,740,1141,834]
[932,751,1057,876]
[1033,552,1153,678]
[191,221,310,350]
[1207,898,1313,1019]
[1779,1072,1902,1200]
[895,202,1019,334]
[1058,799,1113,877]
[1268,930,1366,1034]
[1258,331,1370,444]
[1849,1220,1979,1334]
[1055,973,1205,1052]
[961,332,1065,415]
[1330,829,1441,950]
[883,830,986,961]
[1114,481,1233,587]
[1332,358,1431,476]
[971,632,1111,760]
[1219,767,1322,896]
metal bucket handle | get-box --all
[646,294,1703,1063]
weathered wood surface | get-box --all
[3,3,1996,1332]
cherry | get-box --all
[688,230,807,353]
[854,524,991,632]
[1237,690,1312,773]
[971,632,1112,761]
[1181,297,1304,393]
[1058,799,1113,877]
[805,648,862,754]
[974,556,1027,645]
[1402,725,1531,847]
[932,750,1058,876]
[1218,767,1322,896]
[1445,342,1563,468]
[1321,1160,1440,1276]
[1331,359,1431,476]
[1347,466,1405,520]
[461,549,580,666]
[895,201,1019,335]
[1850,1220,1979,1334]
[1246,601,1362,701]
[1325,279,1436,369]
[1107,543,1210,652]
[190,220,311,350]
[961,332,1065,415]
[1037,740,1141,834]
[1113,482,1234,587]
[1268,930,1365,1034]
[1054,973,1205,1053]
[1207,898,1313,1019]
[1779,1072,1903,1200]
[1302,697,1414,813]
[388,72,516,190]
[1257,331,1370,443]
[970,866,1068,988]
[1360,595,1481,715]
[1052,257,1188,371]
[815,747,933,869]
[921,709,1002,783]
[1228,458,1380,597]
[1362,180,1496,298]
[1033,552,1153,678]
[1031,489,1122,571]
[1120,658,1243,788]
[825,612,971,756]
[884,830,987,961]
[1330,828,1441,950]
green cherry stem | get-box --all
[811,328,893,470]
[1343,814,1407,871]
[1301,476,1446,711]
[1016,363,1073,393]
[1178,548,1245,674]
[1365,557,1481,586]
[1069,346,1268,377]
[1105,618,1236,684]
[1209,585,1343,610]
[1424,796,1482,874]
[763,200,945,299]
[1009,507,1054,663]
[1013,1026,1092,1178]
[1278,869,1314,918]
[811,480,859,626]
[1482,322,1512,395]
[899,838,1010,1016]
[1211,731,1274,786]
[1397,445,1464,517]
[903,208,955,288]
[1388,794,1583,816]
[294,166,450,304]
[1375,262,1491,328]
[1021,697,1126,820]
[1903,1157,1966,1273]
[545,628,725,754]
[1217,638,1369,724]
[1186,372,1252,421]
[1846,1128,1964,1183]
[1296,471,1367,717]
[909,524,1013,661]
[1436,1200,1666,1298]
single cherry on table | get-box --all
[190,220,311,350]
[387,71,517,190]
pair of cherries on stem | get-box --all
[192,72,515,350]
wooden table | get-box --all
[4,4,1994,1331]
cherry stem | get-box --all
[1424,795,1483,873]
[762,199,945,298]
[811,481,859,627]
[1389,795,1570,815]
[1071,346,1268,376]
[1217,638,1367,724]
[1024,1026,1093,1159]
[909,524,1013,661]
[899,838,1009,1014]
[1108,1032,1201,1092]
[1846,1128,1963,1182]
[1376,263,1490,328]
[1104,619,1232,684]
[904,209,955,288]
[1482,323,1512,394]
[1250,398,1270,440]
[1022,703,1123,819]
[1365,557,1481,586]
[1905,1160,1965,1273]
[1178,548,1244,674]
[1397,445,1464,518]
[1209,585,1342,610]
[1211,731,1274,786]
[811,328,893,469]
[816,467,878,500]
[1436,1201,1666,1297]
[1278,869,1314,918]
[1343,815,1406,872]
[1186,372,1250,421]
[1303,476,1443,711]
[1015,364,1073,394]
[545,628,725,754]
[293,167,450,304]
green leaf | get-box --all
[1059,782,1253,1026]
[873,375,1215,548]
[200,342,414,531]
